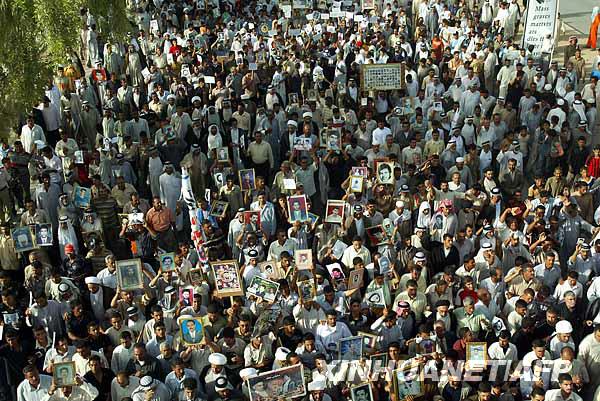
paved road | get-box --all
[558,0,593,36]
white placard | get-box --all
[249,63,258,71]
[203,76,216,84]
[522,0,558,57]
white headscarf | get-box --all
[58,220,79,259]
[416,201,431,228]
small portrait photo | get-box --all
[238,168,256,191]
[297,279,316,302]
[348,268,364,290]
[213,172,226,189]
[11,226,36,252]
[247,276,280,302]
[369,353,389,376]
[244,211,261,230]
[116,259,144,291]
[466,342,488,370]
[361,0,375,10]
[338,336,363,360]
[159,252,176,273]
[327,130,342,152]
[210,200,229,218]
[288,93,299,105]
[378,255,392,276]
[351,166,368,178]
[179,317,203,345]
[188,268,204,286]
[74,150,84,164]
[365,288,386,308]
[287,195,309,223]
[376,162,394,185]
[259,261,282,280]
[217,147,229,162]
[306,88,318,101]
[325,200,345,224]
[73,186,91,208]
[179,286,194,306]
[394,367,424,400]
[326,262,346,282]
[351,383,374,401]
[34,224,53,247]
[366,225,388,247]
[53,361,76,387]
[294,249,313,270]
[350,176,364,193]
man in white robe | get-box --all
[159,162,182,215]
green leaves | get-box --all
[0,0,132,136]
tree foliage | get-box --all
[0,0,131,136]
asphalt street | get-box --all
[558,0,593,36]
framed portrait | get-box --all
[348,268,364,290]
[325,200,345,224]
[293,136,312,151]
[116,259,144,291]
[179,286,194,306]
[244,211,262,229]
[351,383,374,401]
[179,317,204,345]
[11,226,36,252]
[287,195,309,223]
[34,224,53,247]
[466,342,488,370]
[259,261,282,280]
[338,336,363,360]
[118,213,129,227]
[369,353,389,376]
[351,166,368,178]
[326,262,346,282]
[366,225,388,246]
[211,260,244,297]
[294,249,313,270]
[326,130,342,152]
[308,212,320,226]
[361,0,375,9]
[365,288,386,308]
[54,361,77,386]
[239,168,256,191]
[288,93,299,105]
[159,252,176,273]
[393,365,424,400]
[74,150,84,164]
[247,276,280,302]
[358,331,378,349]
[73,186,91,208]
[297,279,316,302]
[247,364,306,401]
[213,172,226,189]
[188,268,204,286]
[210,200,229,218]
[376,162,394,185]
[350,176,364,193]
[378,255,392,276]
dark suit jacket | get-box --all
[499,170,524,195]
[429,243,460,275]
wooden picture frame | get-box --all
[179,317,204,345]
[348,268,364,290]
[53,361,77,387]
[297,279,316,302]
[211,260,244,297]
[351,383,374,401]
[294,249,313,270]
[247,364,306,401]
[209,200,229,218]
[116,258,144,291]
[393,364,424,401]
[287,195,309,223]
[466,342,488,370]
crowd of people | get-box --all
[2,0,600,401]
